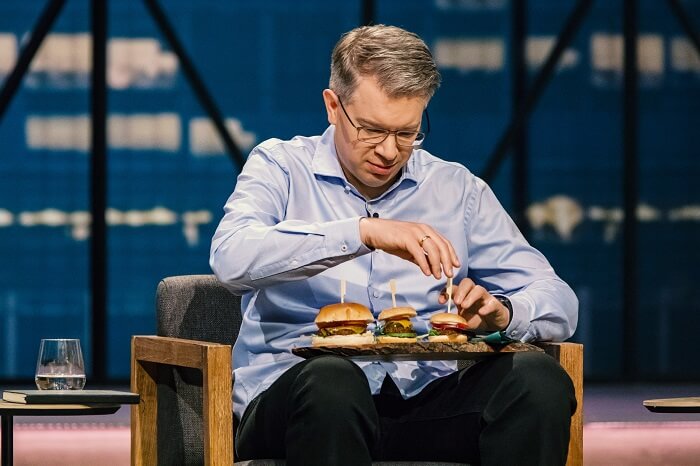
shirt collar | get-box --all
[311,126,345,178]
[312,125,420,191]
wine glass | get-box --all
[35,338,86,390]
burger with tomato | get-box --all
[376,306,417,343]
[428,312,470,343]
[312,302,375,346]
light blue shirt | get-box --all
[210,125,578,420]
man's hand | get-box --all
[438,278,510,331]
[359,218,460,279]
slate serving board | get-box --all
[292,340,542,362]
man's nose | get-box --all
[375,134,399,161]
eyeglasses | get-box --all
[337,98,430,148]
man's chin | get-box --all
[354,177,394,198]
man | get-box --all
[211,24,578,466]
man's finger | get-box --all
[407,241,432,277]
[460,311,485,330]
[460,284,487,310]
[424,230,454,278]
[434,235,455,278]
[452,278,475,305]
[433,231,460,271]
[477,297,501,317]
[420,235,444,279]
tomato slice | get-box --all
[431,322,469,332]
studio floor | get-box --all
[4,383,700,465]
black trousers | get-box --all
[235,352,576,466]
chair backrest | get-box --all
[155,274,241,465]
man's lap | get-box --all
[235,352,572,463]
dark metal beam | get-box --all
[90,0,108,382]
[142,0,246,169]
[361,0,375,26]
[511,0,529,236]
[622,0,639,380]
[666,0,700,57]
[482,0,595,183]
[0,0,66,123]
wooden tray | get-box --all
[292,340,542,362]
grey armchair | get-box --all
[131,275,583,466]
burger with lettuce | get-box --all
[428,312,469,343]
[312,302,375,346]
[376,306,417,343]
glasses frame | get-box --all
[337,97,430,148]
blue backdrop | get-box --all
[0,0,698,380]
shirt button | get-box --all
[373,291,380,298]
[340,244,348,252]
[511,331,517,336]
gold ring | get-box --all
[418,235,431,247]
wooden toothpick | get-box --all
[390,279,397,308]
[447,276,453,313]
[340,279,346,304]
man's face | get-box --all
[322,76,427,199]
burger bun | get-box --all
[429,312,469,343]
[315,302,374,326]
[429,312,468,326]
[376,335,417,344]
[311,331,375,347]
[378,306,417,321]
[427,334,468,343]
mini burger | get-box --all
[312,302,375,346]
[428,312,469,343]
[376,307,418,343]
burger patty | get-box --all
[384,320,413,334]
[317,325,367,337]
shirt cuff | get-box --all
[322,216,372,258]
[503,294,531,341]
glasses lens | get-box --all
[358,128,389,143]
[396,131,424,146]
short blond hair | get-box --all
[329,24,441,102]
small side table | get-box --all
[0,400,120,466]
[643,397,700,413]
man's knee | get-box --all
[294,355,371,405]
[287,355,377,440]
[511,352,576,410]
[301,354,366,380]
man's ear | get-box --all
[322,89,338,125]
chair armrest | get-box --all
[131,335,233,466]
[535,342,583,466]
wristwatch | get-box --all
[494,295,513,327]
